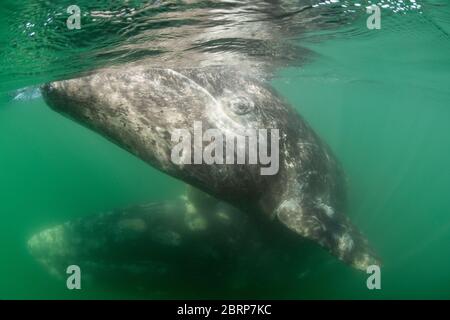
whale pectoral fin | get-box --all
[275,200,380,271]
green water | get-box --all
[1,0,450,299]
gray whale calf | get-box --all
[42,65,378,270]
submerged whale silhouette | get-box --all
[27,187,331,297]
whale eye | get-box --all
[228,96,255,115]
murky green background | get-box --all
[0,0,449,299]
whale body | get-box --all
[27,188,319,296]
[41,65,378,270]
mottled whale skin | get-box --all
[42,65,378,270]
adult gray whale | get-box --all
[41,65,378,270]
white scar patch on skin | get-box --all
[337,233,354,254]
[316,198,335,218]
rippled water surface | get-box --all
[0,0,449,299]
